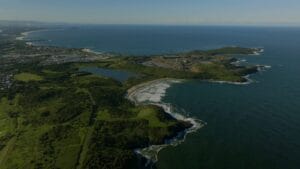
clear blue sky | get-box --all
[0,0,299,25]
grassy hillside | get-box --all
[0,40,260,169]
[0,62,191,169]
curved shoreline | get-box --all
[16,30,43,41]
[126,78,206,165]
[16,29,108,55]
[15,28,64,45]
[125,65,269,165]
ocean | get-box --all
[26,25,300,169]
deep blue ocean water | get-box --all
[27,25,300,169]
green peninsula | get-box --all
[0,28,262,169]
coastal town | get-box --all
[0,25,112,91]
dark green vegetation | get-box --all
[0,62,192,169]
[185,46,260,56]
[98,47,259,83]
[14,72,43,82]
[0,27,260,169]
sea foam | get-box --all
[16,31,33,41]
[127,79,205,165]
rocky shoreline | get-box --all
[126,78,206,166]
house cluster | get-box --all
[0,73,13,90]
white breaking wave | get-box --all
[81,48,103,55]
[15,28,65,45]
[251,48,265,56]
[26,42,33,46]
[16,31,34,41]
[126,78,206,165]
[128,80,178,104]
[206,75,254,85]
[257,64,272,71]
[232,59,247,66]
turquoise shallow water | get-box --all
[27,26,300,169]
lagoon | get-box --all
[80,67,136,82]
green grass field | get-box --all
[1,63,188,169]
[14,72,43,82]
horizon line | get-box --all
[1,19,300,28]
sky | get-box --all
[0,0,300,25]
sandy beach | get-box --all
[126,78,205,164]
